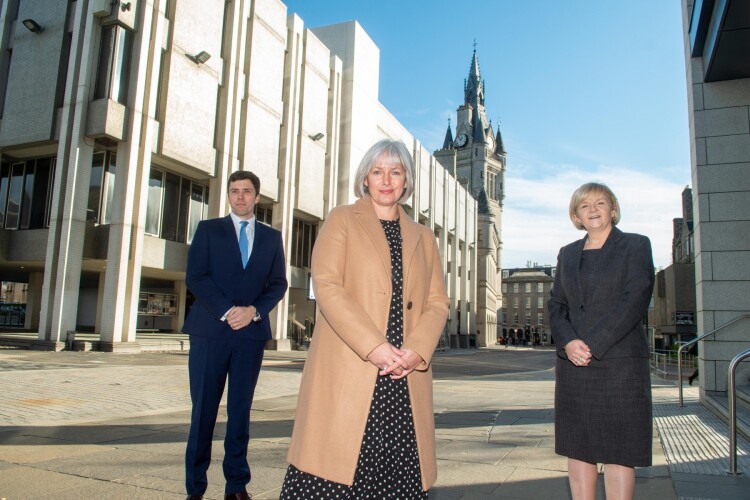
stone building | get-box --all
[434,48,506,348]
[0,0,478,351]
[680,0,750,394]
[500,265,554,346]
[649,187,696,349]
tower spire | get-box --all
[465,42,484,108]
[442,116,454,150]
[495,123,506,155]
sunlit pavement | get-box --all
[0,347,747,499]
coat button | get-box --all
[407,301,413,310]
[580,305,585,312]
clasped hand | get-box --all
[367,342,423,380]
[565,339,592,367]
[227,306,255,330]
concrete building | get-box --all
[681,0,750,395]
[500,265,554,346]
[434,48,506,348]
[0,0,477,351]
[649,187,697,349]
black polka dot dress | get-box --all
[280,218,427,499]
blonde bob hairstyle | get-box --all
[353,139,415,202]
[569,182,621,230]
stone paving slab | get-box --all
[0,349,744,499]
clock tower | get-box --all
[434,46,506,347]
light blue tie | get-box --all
[239,220,249,268]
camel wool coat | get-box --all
[286,197,449,490]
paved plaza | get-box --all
[0,347,749,499]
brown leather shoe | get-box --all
[224,493,251,500]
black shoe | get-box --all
[186,496,203,500]
[225,492,251,500]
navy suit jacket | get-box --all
[182,215,288,341]
[548,227,654,360]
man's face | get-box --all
[228,179,260,219]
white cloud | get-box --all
[501,166,686,270]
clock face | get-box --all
[455,134,468,147]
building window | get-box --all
[513,297,519,308]
[537,297,543,308]
[525,312,531,327]
[537,282,543,293]
[87,151,117,224]
[525,297,531,308]
[513,283,518,293]
[501,283,507,293]
[0,158,55,230]
[94,26,133,104]
[145,167,208,244]
[525,282,531,293]
[513,310,518,325]
[537,313,544,326]
[256,205,273,225]
[291,218,317,269]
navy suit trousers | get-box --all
[185,334,265,495]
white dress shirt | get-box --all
[222,213,256,321]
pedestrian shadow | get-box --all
[0,417,296,447]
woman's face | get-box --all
[575,193,614,233]
[364,156,406,210]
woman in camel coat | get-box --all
[281,139,449,498]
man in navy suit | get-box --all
[183,170,288,500]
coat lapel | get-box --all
[353,197,393,279]
[569,237,585,306]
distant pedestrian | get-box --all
[549,182,655,500]
[688,343,699,386]
[182,171,288,500]
[280,140,449,498]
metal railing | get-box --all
[677,314,750,406]
[650,349,696,378]
[727,347,750,476]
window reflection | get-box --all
[145,167,208,244]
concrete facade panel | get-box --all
[160,0,224,171]
[695,137,707,166]
[295,32,330,218]
[695,251,712,282]
[693,107,750,138]
[702,79,750,109]
[689,56,704,85]
[86,99,127,141]
[708,191,750,221]
[696,162,750,192]
[695,192,710,222]
[700,280,750,310]
[244,100,281,200]
[705,134,750,164]
[692,83,704,111]
[0,1,68,146]
[698,221,750,251]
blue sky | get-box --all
[283,0,692,269]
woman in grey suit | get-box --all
[549,183,655,500]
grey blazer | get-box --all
[548,227,655,360]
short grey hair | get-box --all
[353,139,415,201]
[569,182,621,230]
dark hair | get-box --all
[227,170,260,194]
